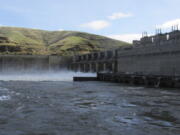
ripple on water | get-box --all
[0,87,9,91]
[74,99,97,110]
[142,110,178,128]
[121,100,137,108]
[113,116,143,125]
[143,116,174,127]
[126,86,145,90]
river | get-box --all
[0,72,180,135]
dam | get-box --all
[71,30,180,88]
[1,30,180,88]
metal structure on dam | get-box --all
[71,29,180,88]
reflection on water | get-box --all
[0,75,179,135]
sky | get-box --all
[0,0,180,43]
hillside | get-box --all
[0,27,130,56]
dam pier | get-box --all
[71,49,118,73]
[71,30,180,88]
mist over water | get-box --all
[0,71,96,81]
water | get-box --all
[0,72,180,135]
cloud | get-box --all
[80,20,110,30]
[79,12,132,30]
[108,12,132,20]
[108,34,142,43]
[157,19,180,29]
[58,29,64,31]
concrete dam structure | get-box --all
[0,55,71,72]
[71,30,180,88]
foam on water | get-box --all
[0,95,11,101]
[0,71,96,81]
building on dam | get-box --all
[71,29,180,87]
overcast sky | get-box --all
[0,0,180,43]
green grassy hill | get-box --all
[0,27,130,56]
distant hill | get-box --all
[0,27,130,56]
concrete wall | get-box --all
[117,53,180,76]
[49,56,71,70]
[117,39,180,76]
[0,55,70,72]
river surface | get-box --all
[0,73,180,135]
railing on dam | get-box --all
[73,50,116,62]
[133,30,180,47]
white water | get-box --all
[0,71,96,81]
